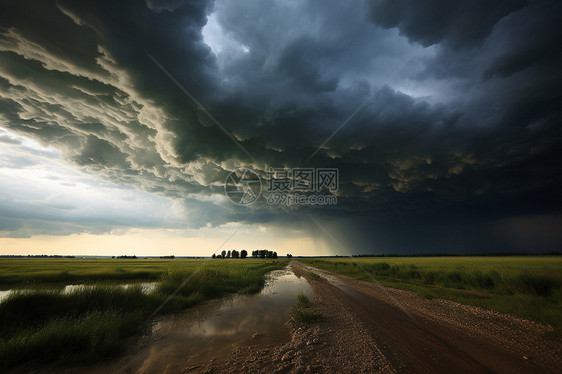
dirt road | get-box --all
[219,261,561,373]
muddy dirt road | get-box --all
[221,261,561,373]
[42,261,560,374]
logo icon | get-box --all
[224,168,262,205]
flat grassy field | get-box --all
[0,258,180,286]
[0,258,287,369]
[300,257,562,328]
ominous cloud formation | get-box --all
[367,0,528,48]
[0,0,561,253]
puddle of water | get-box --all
[91,267,312,374]
[0,282,157,302]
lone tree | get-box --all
[221,250,226,259]
[212,254,216,259]
[232,250,239,259]
[241,249,247,259]
[227,250,231,258]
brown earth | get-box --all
[24,261,560,374]
[201,260,561,374]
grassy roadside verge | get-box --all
[0,259,287,369]
[292,292,323,323]
[300,257,562,328]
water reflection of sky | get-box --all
[109,268,312,373]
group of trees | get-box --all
[212,249,248,259]
[212,249,285,259]
[251,250,278,259]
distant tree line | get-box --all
[212,249,248,259]
[0,255,76,258]
[211,250,293,259]
[252,250,277,259]
[351,251,562,257]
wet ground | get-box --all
[215,261,561,374]
[72,267,312,374]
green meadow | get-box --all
[0,258,177,285]
[301,257,562,328]
[0,258,287,369]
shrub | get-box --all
[292,309,323,323]
[296,293,310,308]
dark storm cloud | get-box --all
[366,0,527,48]
[0,0,560,252]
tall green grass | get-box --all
[296,292,311,308]
[292,292,322,322]
[0,259,287,369]
[156,262,285,298]
[301,257,562,328]
[0,258,174,286]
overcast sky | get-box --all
[0,0,561,255]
